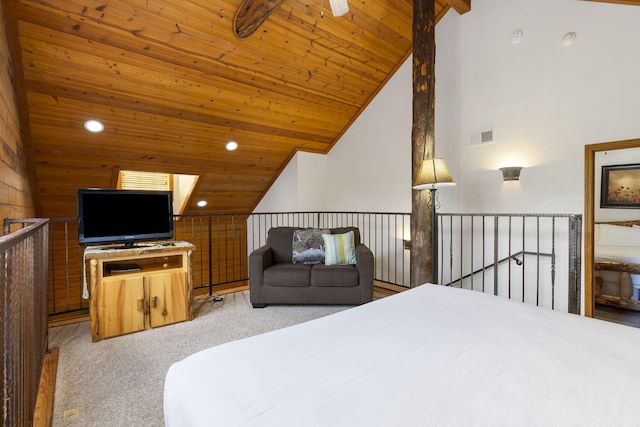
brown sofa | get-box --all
[249,227,374,308]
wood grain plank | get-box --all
[7,0,429,216]
[445,0,471,14]
[33,347,59,427]
[584,0,640,5]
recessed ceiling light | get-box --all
[197,200,207,207]
[562,32,577,46]
[226,141,238,151]
[510,29,524,44]
[84,119,104,133]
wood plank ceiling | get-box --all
[4,0,635,217]
[3,0,455,217]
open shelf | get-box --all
[85,241,195,341]
[102,254,183,277]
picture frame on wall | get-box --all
[601,163,640,208]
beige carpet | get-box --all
[49,291,352,426]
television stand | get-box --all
[84,241,195,342]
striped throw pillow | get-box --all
[322,231,356,265]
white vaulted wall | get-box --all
[254,0,640,217]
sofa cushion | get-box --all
[292,228,329,264]
[322,231,356,265]
[330,227,361,244]
[268,228,361,264]
[263,263,311,287]
[267,227,297,263]
[311,264,359,287]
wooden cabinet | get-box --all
[85,242,195,342]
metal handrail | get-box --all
[437,213,581,313]
[3,212,581,318]
[1,217,50,426]
[443,250,553,286]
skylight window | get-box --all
[117,170,199,214]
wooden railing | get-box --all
[1,218,49,426]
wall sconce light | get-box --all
[403,239,412,250]
[499,166,523,181]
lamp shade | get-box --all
[413,158,457,190]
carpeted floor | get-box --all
[49,291,352,426]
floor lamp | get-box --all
[413,158,456,284]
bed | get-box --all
[164,284,640,426]
[594,220,640,310]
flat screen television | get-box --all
[77,188,174,247]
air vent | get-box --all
[469,129,495,146]
[481,130,494,143]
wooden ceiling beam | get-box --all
[446,0,471,15]
[233,0,286,39]
[583,0,640,5]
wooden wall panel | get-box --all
[0,2,34,221]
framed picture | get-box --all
[601,163,640,208]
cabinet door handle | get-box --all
[151,296,158,308]
[137,298,144,312]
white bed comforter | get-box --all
[164,284,640,426]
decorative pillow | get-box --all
[292,228,329,264]
[322,231,356,265]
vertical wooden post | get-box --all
[410,0,436,287]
